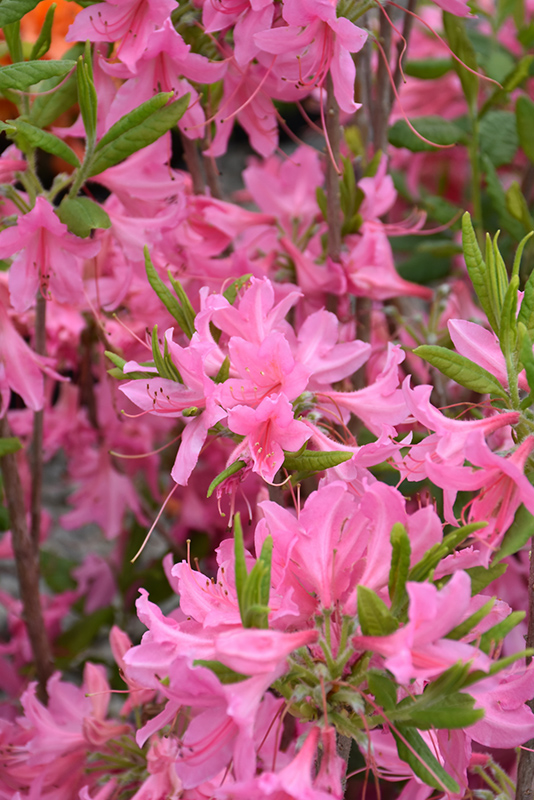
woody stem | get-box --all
[325,73,342,263]
[0,416,54,703]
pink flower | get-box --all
[227,393,311,481]
[66,0,176,72]
[0,197,100,312]
[353,571,491,684]
[0,290,64,416]
[255,0,367,114]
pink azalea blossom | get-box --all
[0,197,100,312]
[227,392,311,481]
[353,571,491,684]
[66,0,177,72]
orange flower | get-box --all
[19,0,79,59]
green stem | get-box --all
[469,114,483,245]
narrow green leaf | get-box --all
[516,95,534,164]
[518,267,534,340]
[493,497,534,563]
[316,186,328,220]
[404,58,453,79]
[193,659,248,683]
[414,345,509,398]
[105,350,155,380]
[144,247,190,334]
[56,196,111,237]
[0,59,76,93]
[95,92,173,151]
[76,55,97,145]
[88,95,190,176]
[480,110,519,167]
[282,448,352,473]
[214,356,230,385]
[499,274,519,354]
[257,534,273,610]
[30,3,56,60]
[151,325,181,382]
[0,436,22,456]
[357,586,398,637]
[388,116,464,152]
[30,43,83,128]
[167,271,196,338]
[233,513,248,623]
[483,155,525,241]
[393,692,483,730]
[393,726,461,793]
[207,460,247,498]
[462,212,499,332]
[466,563,507,595]
[388,523,411,616]
[443,13,479,113]
[446,597,495,640]
[0,0,41,27]
[519,323,534,397]
[479,610,525,653]
[12,119,80,167]
[506,181,534,232]
[409,522,487,582]
[223,274,252,305]
[512,232,534,279]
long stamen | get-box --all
[131,481,179,563]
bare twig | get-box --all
[30,293,46,552]
[393,0,417,92]
[203,154,223,199]
[180,133,205,195]
[0,416,53,703]
[325,73,342,263]
[373,9,393,153]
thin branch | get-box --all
[0,416,53,703]
[373,9,393,153]
[325,73,342,263]
[180,133,205,195]
[30,292,46,552]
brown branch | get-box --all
[30,293,46,552]
[0,416,53,703]
[325,73,342,263]
[180,132,205,195]
[393,0,417,92]
[373,10,393,154]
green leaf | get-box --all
[30,2,56,60]
[480,55,533,115]
[483,155,525,241]
[55,606,114,658]
[388,116,464,152]
[499,274,519,352]
[393,691,483,730]
[223,274,252,305]
[95,92,173,151]
[233,513,248,623]
[516,95,534,163]
[409,522,487,582]
[479,610,525,653]
[76,51,97,145]
[480,111,519,167]
[214,355,230,384]
[11,119,80,167]
[193,659,248,683]
[446,597,495,640]
[493,499,534,563]
[167,271,196,339]
[414,345,509,398]
[466,562,507,595]
[282,448,352,474]
[404,58,453,79]
[29,43,83,128]
[388,523,411,616]
[443,13,479,113]
[506,181,534,232]
[393,725,461,793]
[0,436,22,456]
[518,268,534,340]
[519,323,534,398]
[56,196,111,237]
[316,186,328,220]
[462,212,499,332]
[151,325,181,382]
[367,671,397,709]
[88,95,190,176]
[105,350,155,380]
[207,460,247,498]
[0,59,76,93]
[40,549,76,593]
[357,586,398,637]
[144,247,191,336]
[0,0,42,26]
